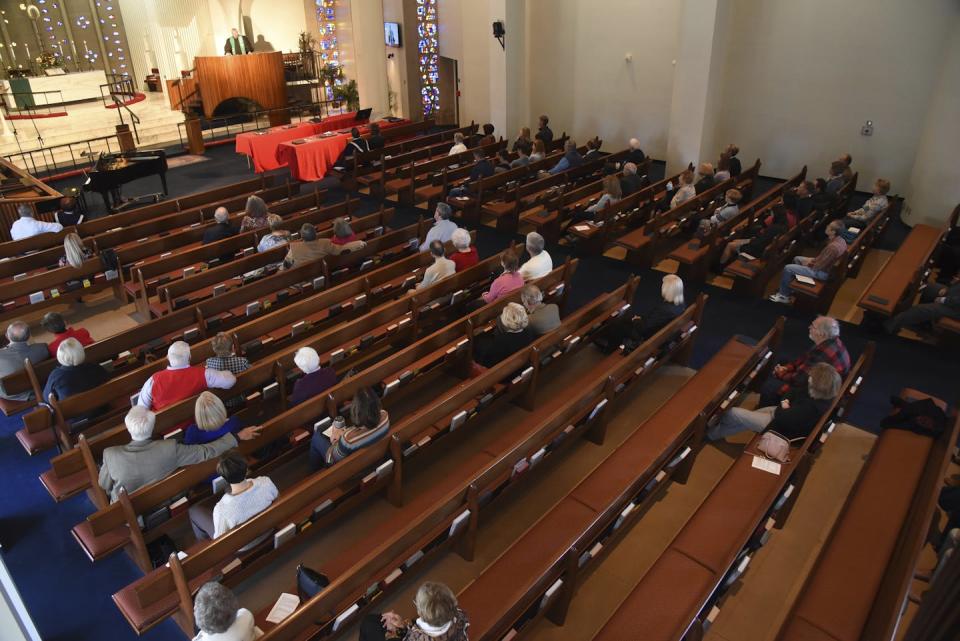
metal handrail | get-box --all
[0,89,67,117]
[2,134,122,179]
[112,94,141,144]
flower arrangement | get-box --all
[37,50,63,70]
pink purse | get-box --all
[756,431,792,463]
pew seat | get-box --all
[15,424,54,454]
[0,396,33,416]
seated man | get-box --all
[519,232,553,281]
[626,138,645,165]
[448,132,467,156]
[420,202,459,251]
[335,128,370,169]
[0,321,49,402]
[759,315,850,407]
[98,406,248,502]
[619,162,644,196]
[367,122,385,151]
[54,197,84,227]
[510,142,532,169]
[596,274,686,353]
[789,181,816,220]
[283,223,364,269]
[521,284,560,335]
[477,123,496,147]
[769,220,846,305]
[721,204,790,265]
[448,150,494,197]
[546,140,583,175]
[417,240,455,290]
[884,279,960,335]
[583,137,602,160]
[136,342,237,431]
[10,204,63,241]
[696,188,742,235]
[825,160,847,194]
[708,362,841,441]
[842,178,890,235]
[202,207,237,244]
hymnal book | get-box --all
[511,458,529,479]
[794,274,816,285]
[529,448,546,467]
[588,399,608,421]
[360,259,374,271]
[739,252,757,261]
[144,506,170,530]
[291,321,307,336]
[375,460,393,480]
[331,603,359,632]
[222,558,242,575]
[273,523,296,549]
[164,428,183,441]
[383,567,403,585]
[847,226,861,234]
[265,593,300,624]
[382,379,400,396]
[29,291,45,304]
[246,301,261,316]
[573,224,591,232]
[312,499,334,521]
[292,428,311,444]
[449,410,467,432]
[169,496,189,516]
[403,550,424,570]
[183,266,196,278]
[212,476,229,495]
[263,382,280,400]
[354,293,368,307]
[183,327,200,342]
[212,284,226,297]
[540,579,563,610]
[164,551,188,567]
[329,348,346,363]
[449,509,470,537]
[751,456,781,475]
[13,273,27,281]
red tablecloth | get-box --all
[276,119,410,182]
[235,111,368,173]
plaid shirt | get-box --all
[205,355,251,375]
[777,336,850,395]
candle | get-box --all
[25,43,30,60]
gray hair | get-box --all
[57,337,86,367]
[167,341,191,368]
[565,140,576,152]
[662,274,684,306]
[17,204,33,218]
[300,223,318,242]
[245,195,268,220]
[826,220,844,237]
[332,217,353,239]
[813,316,840,340]
[453,132,464,144]
[500,302,529,332]
[125,406,156,441]
[520,284,543,308]
[623,162,637,176]
[214,207,229,224]
[435,202,452,220]
[5,321,30,343]
[451,228,471,250]
[193,582,239,634]
[629,138,641,150]
[808,362,842,400]
[526,232,545,255]
[294,347,320,374]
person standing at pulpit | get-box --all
[224,28,253,55]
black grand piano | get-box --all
[83,149,168,212]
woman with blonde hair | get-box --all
[598,275,687,353]
[183,391,261,445]
[362,581,469,641]
[474,302,534,368]
[59,232,93,268]
[256,214,290,253]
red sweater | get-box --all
[48,327,93,358]
[150,365,208,434]
[450,247,479,272]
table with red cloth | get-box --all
[276,118,410,182]
[235,111,367,173]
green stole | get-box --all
[229,36,246,55]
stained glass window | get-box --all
[417,0,439,116]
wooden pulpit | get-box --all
[194,52,289,126]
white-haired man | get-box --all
[759,315,851,406]
[202,207,237,244]
[519,232,553,280]
[417,240,456,290]
[136,342,236,432]
[620,162,643,196]
[0,321,49,401]
[626,138,645,165]
[10,204,63,241]
[98,406,254,502]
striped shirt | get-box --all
[326,410,390,464]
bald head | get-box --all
[214,207,229,223]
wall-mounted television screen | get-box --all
[385,22,401,47]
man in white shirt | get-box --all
[419,202,459,252]
[10,204,63,241]
[417,240,456,290]
[519,232,553,280]
[448,132,467,156]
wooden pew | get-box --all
[857,223,943,323]
[390,139,507,207]
[109,265,579,634]
[456,321,786,641]
[593,345,875,641]
[669,167,806,282]
[614,160,760,268]
[790,201,895,314]
[246,292,708,641]
[776,389,958,641]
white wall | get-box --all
[382,0,409,118]
[343,0,389,117]
[907,24,960,226]
[712,0,959,190]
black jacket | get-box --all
[223,35,254,55]
[535,125,554,144]
[469,159,495,182]
[767,387,829,440]
[632,302,685,341]
[741,223,787,258]
[729,156,742,177]
[474,326,535,368]
[620,173,644,196]
[694,176,714,195]
[202,222,237,245]
[626,148,646,165]
[367,135,385,151]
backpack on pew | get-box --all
[147,534,179,569]
[881,396,947,438]
[296,564,330,599]
[756,430,793,463]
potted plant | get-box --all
[332,79,359,112]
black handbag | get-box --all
[296,564,330,599]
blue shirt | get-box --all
[183,416,245,445]
[420,219,460,252]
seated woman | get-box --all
[310,386,390,469]
[529,139,546,163]
[192,581,263,641]
[59,232,94,268]
[289,347,337,406]
[42,311,93,358]
[360,581,469,641]
[720,204,790,265]
[481,251,524,303]
[238,195,269,233]
[331,217,359,246]
[696,188,743,235]
[707,362,841,441]
[714,151,732,182]
[473,303,534,369]
[659,169,695,212]
[884,279,960,335]
[42,338,110,424]
[566,175,621,231]
[255,215,290,253]
[183,392,259,445]
[449,228,479,272]
[188,454,278,543]
[596,275,686,353]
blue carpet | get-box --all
[0,146,951,640]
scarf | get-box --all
[229,36,246,55]
[415,618,452,637]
